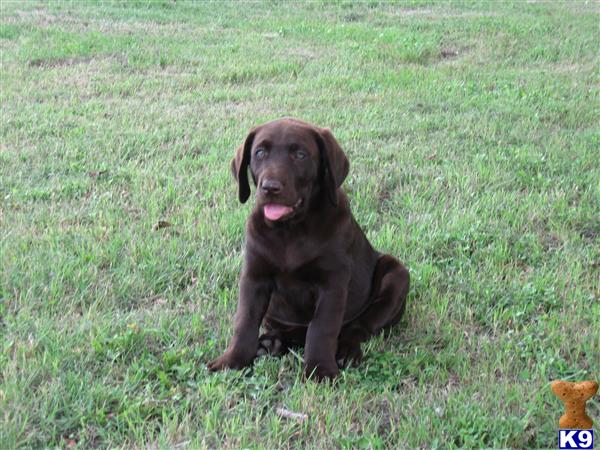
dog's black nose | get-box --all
[261,179,283,195]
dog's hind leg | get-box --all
[256,320,307,358]
[336,254,409,368]
[256,330,285,357]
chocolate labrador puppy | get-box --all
[207,118,409,380]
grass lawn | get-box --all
[1,1,599,448]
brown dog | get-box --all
[207,118,409,380]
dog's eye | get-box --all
[255,148,266,158]
[294,150,307,160]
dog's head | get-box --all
[231,118,349,223]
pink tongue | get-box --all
[264,204,293,221]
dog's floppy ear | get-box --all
[231,127,258,203]
[314,127,349,206]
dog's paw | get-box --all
[256,333,284,357]
[304,360,340,381]
[336,340,363,368]
[207,351,251,372]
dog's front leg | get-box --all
[304,276,349,380]
[207,269,272,371]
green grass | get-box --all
[1,1,599,448]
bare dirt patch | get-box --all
[28,55,93,68]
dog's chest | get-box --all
[263,232,319,273]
